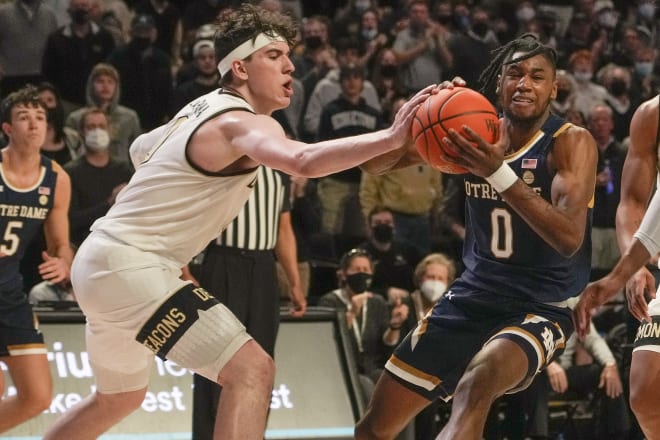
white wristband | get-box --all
[486,162,518,193]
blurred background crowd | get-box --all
[3,0,659,438]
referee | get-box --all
[191,166,306,439]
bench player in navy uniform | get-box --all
[355,34,598,439]
[0,85,73,432]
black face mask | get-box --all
[436,15,452,26]
[131,36,151,52]
[372,223,394,243]
[556,89,570,103]
[304,36,323,50]
[380,65,397,78]
[69,8,90,25]
[345,272,372,294]
[472,22,489,37]
[609,79,628,96]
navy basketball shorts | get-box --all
[386,284,573,401]
[0,290,46,357]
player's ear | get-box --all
[495,74,502,94]
[232,60,249,80]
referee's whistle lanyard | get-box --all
[335,289,368,353]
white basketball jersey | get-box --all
[91,90,259,267]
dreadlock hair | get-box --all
[478,34,558,100]
[214,4,298,86]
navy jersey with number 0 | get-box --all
[0,155,57,293]
[457,114,592,303]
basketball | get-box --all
[411,87,499,174]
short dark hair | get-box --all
[1,84,44,125]
[215,3,297,84]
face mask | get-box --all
[372,223,393,243]
[472,21,489,37]
[555,89,570,103]
[436,14,452,26]
[573,71,592,82]
[131,36,151,52]
[638,3,656,20]
[380,64,397,77]
[362,28,378,40]
[420,280,447,303]
[304,36,323,50]
[609,78,628,96]
[516,6,535,22]
[69,8,90,25]
[85,128,110,152]
[345,272,372,294]
[635,61,654,77]
[598,11,618,29]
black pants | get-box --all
[191,246,279,440]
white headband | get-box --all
[217,32,286,76]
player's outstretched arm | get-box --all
[227,85,435,178]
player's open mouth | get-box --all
[283,81,293,96]
[512,96,533,103]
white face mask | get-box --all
[516,6,535,22]
[85,128,110,152]
[420,280,447,303]
[573,71,593,83]
[638,3,656,20]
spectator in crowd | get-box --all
[590,0,621,68]
[89,0,126,46]
[66,63,142,163]
[332,0,376,41]
[303,37,381,143]
[513,0,537,36]
[107,13,173,130]
[630,0,658,48]
[400,252,457,440]
[0,0,57,96]
[557,11,596,67]
[64,108,133,248]
[356,7,390,73]
[567,49,609,119]
[599,63,639,142]
[180,0,224,41]
[392,0,453,94]
[0,85,73,434]
[630,44,659,102]
[38,82,82,165]
[360,142,442,255]
[549,69,577,118]
[169,39,219,117]
[588,104,627,281]
[41,0,116,110]
[611,24,650,69]
[316,62,383,257]
[190,166,305,440]
[318,249,405,402]
[506,300,630,439]
[133,0,184,71]
[370,50,407,123]
[448,5,499,91]
[357,206,423,300]
[291,14,336,105]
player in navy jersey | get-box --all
[356,34,598,439]
[0,85,73,432]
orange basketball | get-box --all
[411,87,499,174]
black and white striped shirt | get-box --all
[215,166,291,250]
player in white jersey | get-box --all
[43,4,434,440]
[575,94,660,438]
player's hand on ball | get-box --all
[442,119,509,178]
[435,76,466,91]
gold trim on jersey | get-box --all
[504,122,573,163]
[0,165,46,193]
[386,355,443,391]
